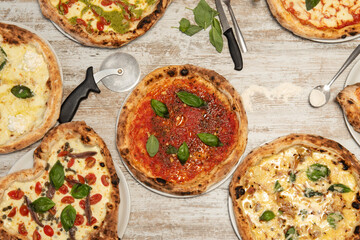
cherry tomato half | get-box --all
[20,205,29,217]
[67,158,75,168]
[57,151,69,157]
[18,223,27,236]
[61,196,75,204]
[85,173,96,185]
[90,194,102,205]
[101,175,110,187]
[76,18,87,27]
[85,157,96,169]
[74,214,84,226]
[79,200,86,210]
[86,216,97,226]
[97,21,104,31]
[8,207,16,218]
[35,182,42,195]
[8,189,24,200]
[58,184,69,195]
[101,0,113,6]
[33,230,41,240]
[44,225,54,237]
[77,174,85,184]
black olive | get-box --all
[352,202,360,209]
[2,215,6,219]
[100,162,105,167]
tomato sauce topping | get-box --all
[129,79,239,183]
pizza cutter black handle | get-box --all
[224,28,243,71]
[58,67,101,123]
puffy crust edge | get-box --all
[0,22,62,154]
[38,0,172,48]
[229,133,360,240]
[266,0,360,39]
[117,64,248,195]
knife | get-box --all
[215,0,243,71]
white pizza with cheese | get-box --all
[229,134,360,240]
[0,22,62,153]
[0,121,120,239]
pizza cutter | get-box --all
[58,52,140,123]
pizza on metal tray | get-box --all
[117,65,248,195]
[38,0,172,47]
[0,22,62,154]
[230,134,360,239]
[0,121,120,239]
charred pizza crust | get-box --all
[38,0,172,48]
[117,64,248,195]
[0,22,62,154]
[229,134,360,239]
[267,0,360,39]
[0,121,120,239]
[337,83,360,133]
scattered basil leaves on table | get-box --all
[151,99,169,118]
[30,197,55,213]
[178,142,190,165]
[209,18,223,53]
[327,212,343,229]
[0,47,7,71]
[197,133,223,147]
[146,135,159,157]
[328,183,352,193]
[70,183,92,199]
[179,18,202,36]
[11,85,34,99]
[176,91,206,107]
[61,205,76,231]
[49,160,65,190]
[259,210,275,221]
[306,0,320,11]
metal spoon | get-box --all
[309,45,360,108]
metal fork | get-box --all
[222,0,247,53]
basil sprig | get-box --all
[179,18,202,36]
[209,18,223,53]
[306,163,330,181]
[49,160,65,190]
[146,135,159,157]
[197,133,223,147]
[306,0,320,11]
[194,0,218,29]
[61,205,76,231]
[70,184,92,199]
[304,188,323,198]
[327,212,343,229]
[274,180,283,192]
[11,85,34,99]
[0,47,7,71]
[178,142,190,165]
[176,91,206,108]
[30,197,55,213]
[328,184,352,193]
[166,145,178,154]
[285,227,298,240]
[259,210,275,221]
[151,99,169,118]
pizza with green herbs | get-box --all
[38,0,172,47]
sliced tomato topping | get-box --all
[76,18,87,27]
[77,174,85,184]
[8,207,16,217]
[20,205,29,217]
[85,156,96,169]
[90,194,102,205]
[79,200,86,209]
[58,184,69,194]
[32,230,41,240]
[97,21,104,31]
[67,158,75,168]
[86,216,97,226]
[101,175,110,187]
[100,16,111,25]
[101,0,113,6]
[66,0,77,8]
[44,225,54,237]
[18,223,27,236]
[61,196,75,204]
[57,151,69,157]
[85,173,96,185]
[74,214,85,226]
[35,182,42,195]
[8,189,24,200]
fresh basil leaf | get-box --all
[0,47,7,71]
[197,133,222,147]
[11,85,34,99]
[285,227,299,240]
[70,184,92,199]
[209,18,223,53]
[61,205,76,231]
[30,197,55,213]
[327,212,343,229]
[49,160,65,190]
[69,17,78,25]
[274,180,283,192]
[177,142,189,165]
[146,135,159,157]
[259,210,275,221]
[166,145,178,154]
[151,99,169,118]
[176,91,206,107]
[185,25,202,36]
[179,18,191,33]
[306,0,320,11]
[193,0,218,30]
[289,172,296,183]
[81,6,90,16]
[306,163,330,181]
[304,188,323,198]
[328,184,352,193]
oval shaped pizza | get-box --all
[38,0,172,48]
[230,134,360,239]
[0,121,120,239]
[0,22,62,154]
[267,0,360,39]
[117,65,248,196]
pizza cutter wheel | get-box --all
[59,52,140,123]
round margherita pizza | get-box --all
[267,0,360,39]
[38,0,172,48]
[0,22,62,154]
[0,121,120,239]
[229,134,360,239]
[117,65,248,196]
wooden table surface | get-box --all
[1,0,360,239]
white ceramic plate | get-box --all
[115,94,246,198]
[343,59,360,146]
[228,195,242,239]
[8,148,131,239]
